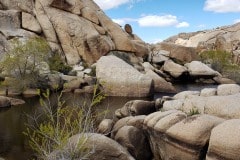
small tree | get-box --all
[0,37,50,91]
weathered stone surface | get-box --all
[200,88,217,97]
[207,119,240,160]
[152,42,198,63]
[173,91,200,99]
[0,10,20,30]
[217,84,240,96]
[145,70,176,93]
[163,91,240,119]
[149,50,170,64]
[117,100,155,118]
[81,6,99,24]
[144,111,224,160]
[97,119,114,135]
[22,89,39,97]
[96,56,153,97]
[22,12,42,34]
[185,61,220,77]
[49,133,135,160]
[115,126,152,160]
[163,60,187,78]
[0,0,33,13]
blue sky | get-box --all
[93,0,240,43]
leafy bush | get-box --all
[0,37,50,91]
[24,84,105,159]
[187,107,200,116]
[49,53,72,75]
[200,50,231,72]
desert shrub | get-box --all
[23,83,105,159]
[200,50,231,72]
[187,107,200,116]
[49,53,72,75]
[0,37,50,91]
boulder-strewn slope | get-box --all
[163,22,240,63]
[0,0,149,65]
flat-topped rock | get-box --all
[96,56,153,97]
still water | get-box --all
[0,84,217,160]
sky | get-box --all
[93,0,240,43]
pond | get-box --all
[0,83,217,160]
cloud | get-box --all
[204,0,240,13]
[93,0,143,10]
[176,22,190,28]
[94,0,130,10]
[234,19,240,24]
[112,18,136,26]
[138,15,178,27]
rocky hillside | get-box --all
[0,0,149,65]
[163,22,240,63]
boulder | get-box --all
[22,12,42,34]
[185,61,220,77]
[0,10,20,30]
[144,111,224,160]
[207,119,240,160]
[152,42,198,63]
[49,133,135,160]
[149,50,170,64]
[200,88,217,97]
[115,126,152,160]
[0,0,33,13]
[0,96,11,107]
[213,76,236,84]
[163,60,187,78]
[96,56,153,97]
[217,84,240,96]
[145,70,176,93]
[22,89,39,97]
[173,91,200,99]
[163,92,240,119]
[97,119,114,135]
[117,100,156,118]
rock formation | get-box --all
[0,0,149,65]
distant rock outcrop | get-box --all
[0,0,149,65]
[163,23,240,63]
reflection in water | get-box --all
[0,84,217,160]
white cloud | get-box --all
[94,0,130,10]
[93,0,143,10]
[234,19,240,24]
[138,15,178,27]
[112,18,136,26]
[176,22,190,28]
[204,0,240,13]
[137,15,189,28]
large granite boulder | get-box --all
[49,133,135,160]
[115,100,155,119]
[96,56,153,97]
[115,125,152,160]
[163,60,187,78]
[145,70,176,93]
[207,119,240,160]
[152,42,198,64]
[0,0,149,65]
[163,88,240,119]
[185,61,220,77]
[144,111,224,160]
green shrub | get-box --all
[24,83,105,159]
[187,108,200,116]
[0,37,50,91]
[49,53,72,75]
[200,50,231,72]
